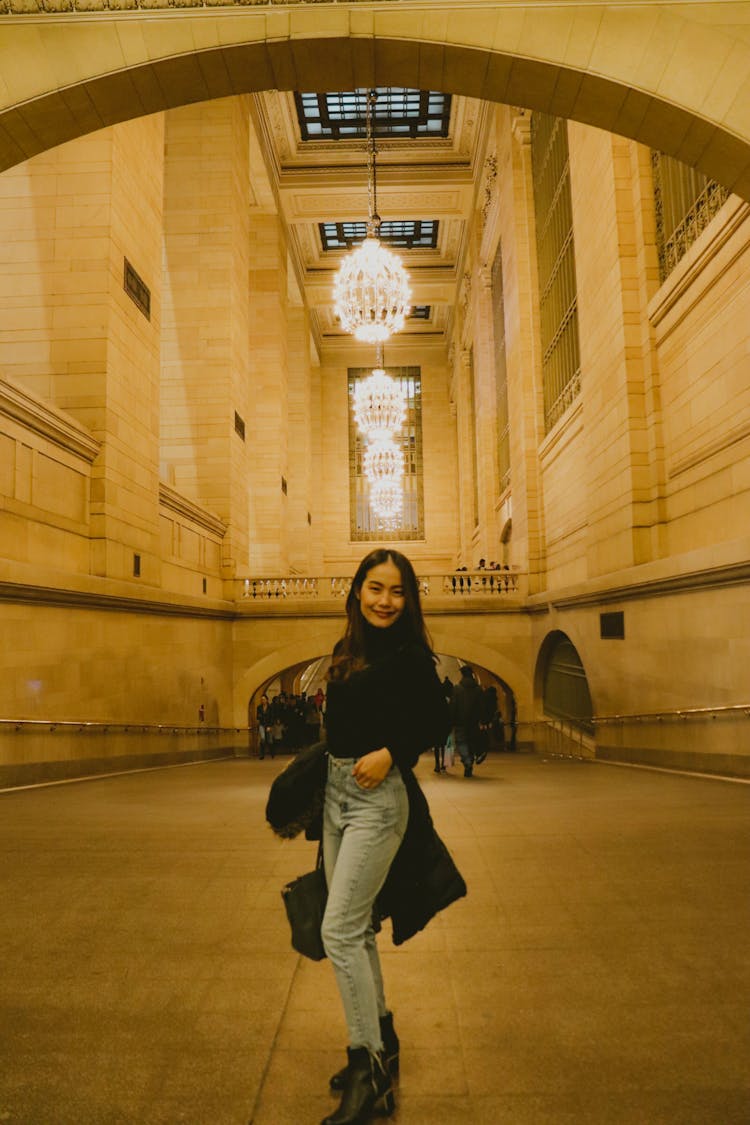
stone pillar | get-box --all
[501,109,547,593]
[568,123,661,575]
[161,97,252,577]
[247,212,289,574]
[471,265,502,558]
[0,117,165,584]
[450,345,479,564]
[286,302,314,574]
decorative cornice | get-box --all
[158,482,227,538]
[0,377,100,463]
[539,560,750,611]
[0,579,234,619]
[648,198,750,334]
[1,0,400,12]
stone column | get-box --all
[450,345,480,564]
[247,212,289,574]
[501,109,547,593]
[0,117,166,585]
[161,97,252,577]
[471,265,502,557]
[286,302,314,575]
[567,123,661,575]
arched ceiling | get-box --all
[2,3,750,359]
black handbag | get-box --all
[281,843,327,961]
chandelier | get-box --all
[363,436,404,484]
[369,477,403,524]
[332,91,412,343]
[352,351,407,441]
[352,347,406,524]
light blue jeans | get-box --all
[321,755,409,1052]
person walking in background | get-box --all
[433,676,454,773]
[257,694,271,759]
[321,548,458,1125]
[451,665,483,777]
[478,684,499,759]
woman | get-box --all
[320,548,450,1125]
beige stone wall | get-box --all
[0,117,166,585]
[0,377,98,574]
[161,97,252,576]
[650,198,750,556]
[0,598,237,784]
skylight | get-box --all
[320,220,439,252]
[296,89,452,141]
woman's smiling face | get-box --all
[356,559,406,629]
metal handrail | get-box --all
[593,704,750,724]
[0,719,249,734]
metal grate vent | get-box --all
[600,611,625,639]
[124,259,150,320]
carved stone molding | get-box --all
[2,0,390,12]
[0,377,100,463]
[481,152,498,228]
[159,482,227,539]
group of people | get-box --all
[433,665,507,777]
[256,688,325,758]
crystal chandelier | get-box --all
[363,436,404,484]
[369,477,403,523]
[352,349,407,441]
[332,91,411,343]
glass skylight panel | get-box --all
[296,89,451,141]
[320,220,438,252]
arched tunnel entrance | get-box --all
[247,652,517,760]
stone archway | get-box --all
[2,6,750,196]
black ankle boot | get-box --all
[329,1012,399,1091]
[321,1048,393,1125]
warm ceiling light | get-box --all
[332,90,411,343]
[352,364,407,441]
[363,436,404,484]
[369,477,403,522]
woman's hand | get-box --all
[353,747,393,789]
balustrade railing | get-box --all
[236,570,522,602]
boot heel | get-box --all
[377,1089,395,1116]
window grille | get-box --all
[651,151,729,282]
[348,367,424,541]
[124,259,150,320]
[531,113,581,433]
[296,89,451,141]
[491,243,510,496]
[320,220,438,252]
[543,634,594,733]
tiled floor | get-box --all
[0,753,748,1124]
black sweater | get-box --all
[325,623,450,770]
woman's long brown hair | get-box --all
[327,548,434,681]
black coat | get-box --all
[266,743,467,945]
